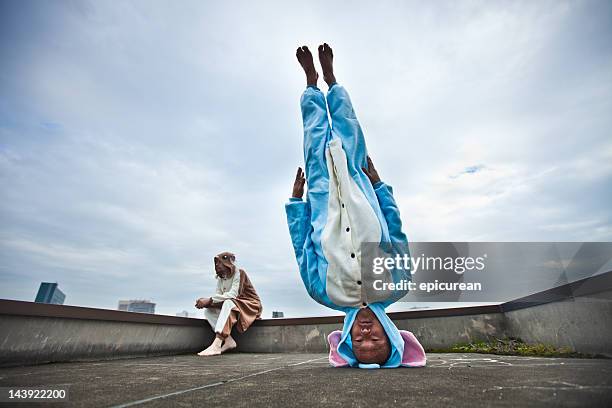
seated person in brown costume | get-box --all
[195,251,262,356]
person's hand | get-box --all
[195,297,212,309]
[362,156,381,185]
[292,167,306,199]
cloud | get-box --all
[450,164,486,179]
[1,0,611,316]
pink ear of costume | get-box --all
[327,330,349,367]
[400,330,427,367]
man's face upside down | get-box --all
[351,307,391,365]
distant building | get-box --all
[272,311,284,318]
[35,282,65,305]
[176,310,192,317]
[117,299,155,314]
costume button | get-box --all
[351,253,355,258]
[357,280,362,285]
[341,203,345,208]
[346,227,350,232]
[362,302,367,306]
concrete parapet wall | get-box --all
[235,310,507,353]
[0,315,214,367]
[503,293,612,356]
[1,272,610,366]
[395,313,506,350]
[235,322,340,353]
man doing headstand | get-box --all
[286,43,426,369]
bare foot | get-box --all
[318,43,336,87]
[296,46,319,87]
[197,338,223,356]
[221,336,237,353]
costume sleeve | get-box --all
[285,198,343,311]
[374,181,411,307]
[373,182,408,245]
[285,198,311,258]
[211,270,240,303]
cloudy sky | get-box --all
[1,0,611,317]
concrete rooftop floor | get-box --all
[0,353,611,407]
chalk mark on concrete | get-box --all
[109,356,327,408]
[483,381,612,393]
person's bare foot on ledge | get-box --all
[318,43,336,87]
[296,46,319,87]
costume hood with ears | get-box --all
[214,251,237,279]
[327,303,426,369]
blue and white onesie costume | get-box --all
[285,83,426,368]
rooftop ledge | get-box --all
[0,271,611,368]
[2,270,610,326]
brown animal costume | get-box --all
[201,252,262,341]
